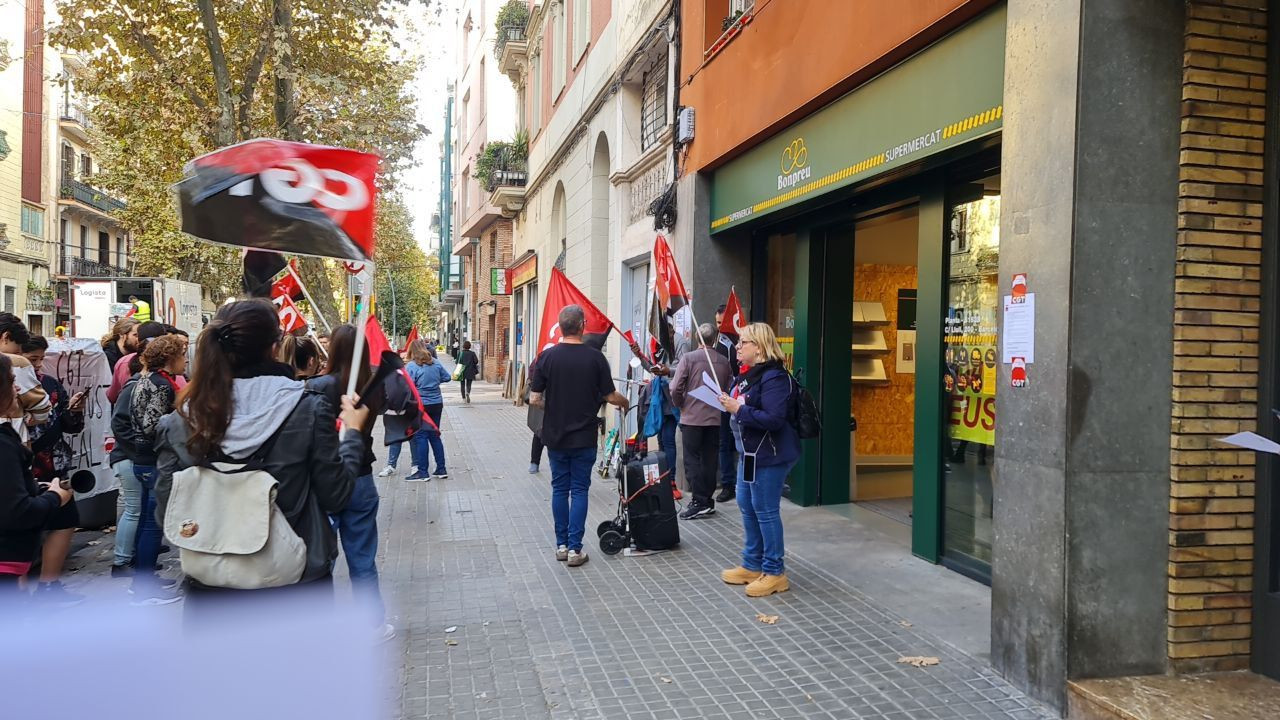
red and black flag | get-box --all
[720,287,744,336]
[537,267,616,355]
[177,139,379,262]
[400,325,420,354]
[243,249,288,298]
[650,234,693,362]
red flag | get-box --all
[270,267,303,302]
[400,325,420,353]
[365,315,392,364]
[272,295,307,334]
[720,288,744,335]
[650,234,692,361]
[653,234,689,313]
[178,139,380,261]
[537,267,616,355]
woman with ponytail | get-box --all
[153,300,369,611]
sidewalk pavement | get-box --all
[48,373,1051,719]
[381,379,1052,719]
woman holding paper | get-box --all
[669,324,732,520]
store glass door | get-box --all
[942,174,1001,581]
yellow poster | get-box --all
[944,315,997,446]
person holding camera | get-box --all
[0,354,73,601]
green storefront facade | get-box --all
[709,6,1007,578]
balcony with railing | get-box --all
[60,176,126,216]
[26,288,55,312]
[494,0,530,79]
[59,102,91,143]
[61,252,128,278]
[482,145,528,218]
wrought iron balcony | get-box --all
[60,177,126,215]
[61,253,128,278]
[60,104,89,128]
[26,289,55,312]
[483,147,528,193]
[495,23,527,60]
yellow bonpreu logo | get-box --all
[781,138,809,174]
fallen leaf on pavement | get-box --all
[659,677,672,684]
[756,612,779,625]
[86,540,101,546]
[897,656,940,668]
[897,620,913,628]
[445,626,458,633]
[445,639,458,646]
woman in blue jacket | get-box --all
[718,322,799,598]
[406,340,451,481]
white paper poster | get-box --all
[1002,294,1035,364]
[896,330,917,374]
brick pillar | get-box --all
[1166,0,1266,673]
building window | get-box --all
[640,57,669,151]
[80,153,91,178]
[489,234,497,260]
[732,0,754,13]
[20,205,43,238]
[529,52,542,134]
[573,0,590,62]
[79,225,88,258]
[552,1,566,96]
[460,169,470,221]
[60,143,73,180]
[2,285,14,314]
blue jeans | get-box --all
[718,413,736,488]
[130,465,163,589]
[410,428,447,475]
[112,460,141,566]
[547,446,595,552]
[738,460,793,576]
[331,474,384,625]
[387,441,402,468]
[658,414,677,471]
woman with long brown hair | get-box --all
[307,323,393,641]
[153,301,368,609]
[405,339,450,481]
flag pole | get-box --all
[347,262,375,398]
[686,302,725,391]
[286,263,334,335]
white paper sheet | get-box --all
[688,384,724,410]
[1219,431,1280,455]
[701,370,722,392]
[1002,294,1035,364]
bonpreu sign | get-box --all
[710,6,1006,233]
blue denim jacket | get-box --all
[407,361,452,405]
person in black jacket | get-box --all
[306,323,393,642]
[0,354,73,601]
[109,373,144,577]
[457,341,479,403]
[22,336,87,606]
[155,301,368,616]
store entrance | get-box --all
[850,203,920,526]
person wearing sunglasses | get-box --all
[717,323,800,597]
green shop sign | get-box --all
[710,6,1006,233]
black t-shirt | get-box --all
[530,342,614,450]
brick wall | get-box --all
[1168,0,1266,672]
[469,220,513,384]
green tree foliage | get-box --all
[374,193,439,341]
[52,0,427,315]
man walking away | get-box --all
[714,305,739,502]
[670,324,732,519]
[530,306,629,567]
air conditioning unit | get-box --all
[676,107,695,144]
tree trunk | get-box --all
[273,0,296,140]
[195,0,236,146]
[298,256,342,331]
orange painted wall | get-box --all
[679,0,999,174]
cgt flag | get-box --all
[537,267,615,355]
[177,139,379,262]
[273,295,308,334]
[719,287,744,335]
[650,234,693,362]
[243,249,288,297]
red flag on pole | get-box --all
[270,261,304,302]
[400,325,419,353]
[365,315,393,364]
[650,234,693,361]
[720,288,744,335]
[537,267,616,355]
[272,295,308,334]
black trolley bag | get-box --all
[623,450,679,551]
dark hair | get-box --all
[178,300,282,458]
[278,335,321,376]
[323,324,370,396]
[172,328,189,338]
[21,335,48,353]
[558,305,585,337]
[0,312,30,347]
[0,354,12,412]
[717,304,727,314]
[128,321,172,374]
[462,340,472,350]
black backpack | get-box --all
[789,370,822,440]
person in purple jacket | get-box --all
[717,322,799,598]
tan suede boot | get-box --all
[745,574,790,597]
[720,566,764,585]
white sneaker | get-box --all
[406,466,419,475]
[555,545,569,561]
[377,466,396,478]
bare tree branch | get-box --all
[195,0,236,146]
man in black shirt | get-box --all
[530,305,629,567]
